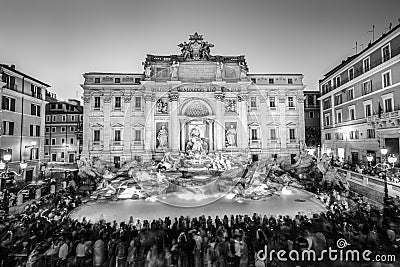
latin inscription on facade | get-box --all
[179,63,216,82]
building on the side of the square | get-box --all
[303,90,320,151]
[0,64,50,182]
[319,23,400,164]
[44,99,83,164]
[81,33,306,166]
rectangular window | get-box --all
[46,115,50,122]
[61,138,65,145]
[288,78,293,84]
[36,125,40,136]
[289,129,295,140]
[30,125,34,136]
[30,148,39,160]
[51,153,57,161]
[362,80,372,95]
[382,71,391,88]
[334,94,342,105]
[62,115,66,122]
[115,78,121,83]
[350,130,359,140]
[45,139,49,145]
[336,133,343,140]
[30,104,41,116]
[95,77,100,83]
[348,68,354,80]
[363,57,370,72]
[309,111,314,118]
[70,138,74,144]
[70,126,74,132]
[135,97,142,109]
[349,107,355,120]
[288,97,294,108]
[51,127,56,132]
[384,98,393,112]
[2,96,16,112]
[251,129,258,140]
[61,152,65,159]
[365,104,372,117]
[51,138,56,145]
[135,130,141,141]
[269,97,276,108]
[367,129,375,138]
[323,99,331,109]
[324,114,331,126]
[2,121,14,135]
[61,127,66,132]
[382,43,391,62]
[269,78,274,84]
[270,129,277,140]
[45,127,50,133]
[335,76,341,87]
[94,96,101,109]
[325,133,331,140]
[93,130,100,142]
[115,96,122,109]
[250,97,257,108]
[114,130,121,141]
[336,110,342,124]
[52,115,56,122]
[71,115,75,121]
[347,88,354,100]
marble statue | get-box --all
[171,61,179,80]
[216,62,223,80]
[226,125,237,146]
[145,66,152,79]
[190,125,201,138]
[157,125,168,148]
[156,99,168,114]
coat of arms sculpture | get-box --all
[178,32,214,61]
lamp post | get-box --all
[380,147,389,203]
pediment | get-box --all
[248,122,260,127]
[90,123,103,128]
[111,123,124,128]
[267,122,280,126]
[131,123,145,128]
[286,122,297,126]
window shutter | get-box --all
[9,122,14,135]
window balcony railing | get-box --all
[322,47,400,95]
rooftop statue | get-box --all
[178,32,214,61]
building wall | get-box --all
[319,24,400,164]
[1,65,49,181]
[81,71,306,165]
[44,101,83,163]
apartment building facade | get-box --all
[44,99,83,163]
[0,64,49,182]
[319,23,400,164]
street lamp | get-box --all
[380,147,389,203]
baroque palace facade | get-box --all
[81,33,305,165]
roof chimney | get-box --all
[10,65,15,69]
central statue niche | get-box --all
[185,120,210,153]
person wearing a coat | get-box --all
[93,236,106,267]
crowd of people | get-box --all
[0,165,400,266]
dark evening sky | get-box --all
[1,0,399,100]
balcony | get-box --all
[131,140,144,150]
[322,47,400,95]
[249,139,261,149]
[368,106,400,128]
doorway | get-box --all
[25,170,33,183]
[114,156,120,168]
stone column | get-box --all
[144,94,154,153]
[278,93,287,150]
[297,94,306,143]
[81,94,91,158]
[169,92,179,152]
[214,92,225,151]
[103,94,112,162]
[238,94,249,149]
[260,95,268,151]
[123,95,132,159]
